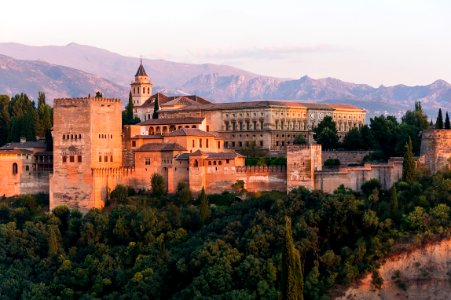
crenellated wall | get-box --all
[322,150,371,166]
[420,129,451,174]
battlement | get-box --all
[235,165,286,173]
[287,144,322,151]
[54,97,122,107]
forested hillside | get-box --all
[0,167,449,299]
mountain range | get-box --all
[0,42,449,118]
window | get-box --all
[213,161,217,165]
[253,121,257,130]
[225,122,229,131]
[70,156,74,162]
[239,122,243,131]
[12,163,18,174]
[26,165,29,171]
[225,141,228,148]
[104,156,108,162]
[246,121,250,130]
[192,140,195,147]
[132,141,136,147]
[145,158,151,165]
[232,122,236,131]
[206,139,209,148]
[110,156,113,162]
[260,141,263,147]
[63,156,67,163]
[239,141,242,147]
[232,141,235,147]
[219,161,222,165]
[226,159,230,164]
[218,141,220,149]
[78,155,82,163]
[260,120,264,129]
[99,156,102,162]
[199,139,202,148]
[206,125,209,132]
[208,161,211,165]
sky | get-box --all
[1,0,450,86]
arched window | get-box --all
[12,163,18,175]
[194,160,199,167]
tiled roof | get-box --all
[35,151,53,156]
[164,128,218,137]
[135,63,148,77]
[0,148,33,155]
[175,153,190,160]
[139,117,204,126]
[160,100,365,112]
[136,92,211,108]
[135,143,186,152]
[206,151,244,159]
[0,141,47,150]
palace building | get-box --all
[131,63,366,152]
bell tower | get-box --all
[130,59,152,106]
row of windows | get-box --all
[62,155,82,163]
[225,112,265,118]
[63,134,82,140]
[99,134,113,139]
[191,139,221,149]
[99,155,113,163]
[225,120,265,131]
[193,159,231,167]
[225,141,264,148]
[133,87,151,94]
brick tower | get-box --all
[49,97,123,212]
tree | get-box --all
[402,137,415,184]
[36,92,52,137]
[280,216,304,300]
[313,116,339,150]
[435,108,443,129]
[151,173,165,197]
[176,182,192,206]
[152,98,159,119]
[198,187,210,223]
[370,115,398,158]
[391,185,398,212]
[0,95,10,146]
[95,91,103,98]
[360,125,376,150]
[342,127,363,150]
[445,112,450,129]
[293,135,307,145]
[126,91,134,122]
[110,184,129,204]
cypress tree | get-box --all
[402,137,415,184]
[390,185,398,212]
[199,187,210,223]
[281,216,304,300]
[435,108,443,129]
[126,91,134,123]
[152,97,159,119]
[445,112,450,129]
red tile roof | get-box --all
[139,117,204,126]
[135,143,186,152]
[164,128,218,137]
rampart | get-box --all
[322,150,371,166]
[420,129,451,174]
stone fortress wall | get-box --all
[420,129,451,174]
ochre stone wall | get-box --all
[315,159,403,193]
[50,98,122,212]
[322,150,371,166]
[286,145,322,192]
[420,129,451,174]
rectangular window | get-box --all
[104,156,108,162]
[99,156,102,162]
[192,140,195,147]
[246,121,250,130]
[225,141,228,148]
[253,121,257,130]
[145,158,151,165]
[110,156,113,162]
[232,122,236,131]
[218,141,220,149]
[78,155,82,163]
[218,161,222,165]
[239,141,242,147]
[206,139,209,148]
[232,141,235,147]
[225,122,229,131]
[132,141,136,147]
[70,156,74,162]
[199,139,202,148]
[239,122,243,130]
[206,125,210,132]
[260,141,263,147]
[226,159,230,164]
[63,156,67,163]
[260,121,264,130]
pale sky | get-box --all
[1,0,450,86]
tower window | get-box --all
[70,156,74,162]
[206,139,209,148]
[99,156,102,162]
[63,156,67,163]
[78,155,82,163]
[104,156,108,162]
[12,163,18,174]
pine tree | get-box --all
[391,185,398,212]
[199,187,210,223]
[152,97,159,119]
[280,216,304,300]
[402,137,415,184]
[435,108,443,129]
[445,112,450,129]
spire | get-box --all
[135,59,148,77]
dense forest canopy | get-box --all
[0,167,449,299]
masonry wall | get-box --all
[322,150,371,166]
[420,129,451,174]
[315,159,403,193]
[286,145,322,192]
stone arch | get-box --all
[162,126,168,134]
[149,127,155,135]
[156,126,161,134]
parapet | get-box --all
[235,165,286,173]
[54,97,122,107]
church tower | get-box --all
[130,60,152,106]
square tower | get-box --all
[50,97,122,212]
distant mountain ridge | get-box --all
[0,42,449,118]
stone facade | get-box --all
[49,97,123,211]
[420,129,451,174]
